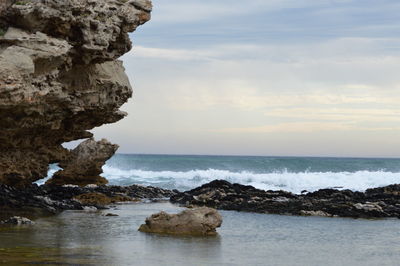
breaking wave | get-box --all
[101,165,400,194]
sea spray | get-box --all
[101,166,400,194]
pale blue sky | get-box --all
[93,0,400,157]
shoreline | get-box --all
[1,180,400,222]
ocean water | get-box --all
[1,202,400,266]
[7,155,400,265]
[95,154,400,194]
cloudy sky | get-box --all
[93,0,400,157]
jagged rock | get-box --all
[46,138,118,186]
[0,183,176,214]
[0,0,152,186]
[170,180,400,219]
[0,216,34,225]
[138,207,223,236]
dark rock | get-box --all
[0,183,177,214]
[1,216,34,225]
[105,213,119,217]
[171,180,400,219]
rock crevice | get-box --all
[0,0,152,186]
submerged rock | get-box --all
[138,207,222,236]
[170,180,400,219]
[0,0,152,186]
[0,216,34,225]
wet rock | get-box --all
[138,207,222,236]
[0,0,152,186]
[105,213,119,217]
[1,216,34,225]
[300,210,333,217]
[171,180,400,219]
[0,183,177,213]
[74,192,132,207]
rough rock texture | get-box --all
[0,183,176,216]
[138,207,223,236]
[170,180,400,219]
[46,138,118,186]
[0,216,35,225]
[0,0,152,186]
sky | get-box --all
[92,0,400,157]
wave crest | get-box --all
[101,165,400,194]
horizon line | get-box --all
[114,152,400,160]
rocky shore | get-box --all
[0,183,176,221]
[2,180,400,222]
[171,180,400,219]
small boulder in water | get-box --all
[138,207,222,236]
[1,216,35,225]
[105,213,119,217]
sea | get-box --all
[43,154,400,194]
[3,154,400,265]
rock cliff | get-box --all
[0,0,151,186]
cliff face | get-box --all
[0,0,151,186]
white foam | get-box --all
[35,164,61,185]
[101,165,400,194]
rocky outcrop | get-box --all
[46,138,118,186]
[0,0,152,186]
[138,207,223,236]
[0,183,176,215]
[170,180,400,219]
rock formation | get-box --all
[0,182,176,215]
[138,207,223,236]
[0,0,151,186]
[46,138,117,186]
[171,180,400,219]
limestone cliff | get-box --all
[0,0,151,186]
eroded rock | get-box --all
[0,0,152,186]
[46,138,118,186]
[171,180,400,219]
[138,207,223,236]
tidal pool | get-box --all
[1,202,400,265]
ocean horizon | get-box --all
[39,153,400,194]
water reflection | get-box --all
[1,203,400,265]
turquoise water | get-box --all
[94,154,400,193]
[1,202,400,265]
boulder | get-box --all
[46,138,118,186]
[138,207,223,236]
[0,216,34,225]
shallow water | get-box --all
[1,202,400,265]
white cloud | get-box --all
[95,1,400,156]
[152,0,359,23]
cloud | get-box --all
[93,0,400,156]
[214,122,400,134]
